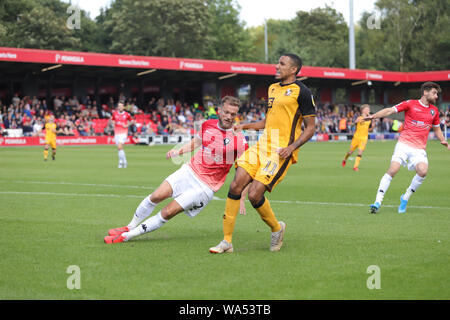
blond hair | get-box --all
[221,96,241,108]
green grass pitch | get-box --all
[0,140,449,299]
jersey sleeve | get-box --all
[297,86,316,117]
[234,133,248,168]
[196,120,208,141]
[393,100,410,113]
[432,109,440,126]
[240,133,249,153]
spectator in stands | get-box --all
[61,115,76,136]
[22,116,33,136]
[147,97,157,112]
[32,117,43,136]
[166,99,176,114]
[77,123,88,136]
[3,113,11,129]
[107,97,115,111]
[381,118,392,133]
[101,104,112,118]
[12,93,21,107]
[53,96,63,112]
[157,115,170,135]
[128,119,138,136]
[140,121,155,135]
[339,114,348,133]
[104,119,114,136]
[0,120,5,136]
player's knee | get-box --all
[416,164,428,177]
[149,193,164,203]
[387,164,400,177]
[247,189,264,206]
[160,208,176,220]
[386,170,397,178]
[229,180,244,196]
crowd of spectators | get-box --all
[315,102,450,134]
[1,93,449,138]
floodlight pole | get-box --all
[349,0,356,69]
[264,19,269,63]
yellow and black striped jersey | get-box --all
[45,122,57,140]
[258,80,316,164]
[353,116,371,140]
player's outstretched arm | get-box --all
[364,107,396,121]
[234,119,266,132]
[433,126,450,150]
[166,136,202,159]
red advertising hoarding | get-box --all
[0,136,133,147]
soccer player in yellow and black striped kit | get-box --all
[342,104,372,171]
[43,115,57,161]
[209,53,316,253]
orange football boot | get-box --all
[108,226,129,236]
[104,234,126,244]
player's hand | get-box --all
[362,115,373,121]
[277,145,295,159]
[233,123,243,132]
[166,149,179,159]
[239,201,246,215]
[441,140,450,150]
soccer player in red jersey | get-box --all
[111,101,133,168]
[365,82,449,214]
[104,96,248,244]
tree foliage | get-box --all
[357,0,450,71]
[103,0,211,57]
[204,0,252,61]
[0,0,448,71]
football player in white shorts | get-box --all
[364,82,449,214]
[111,102,133,168]
[104,96,249,244]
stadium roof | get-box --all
[1,47,449,83]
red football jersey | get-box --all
[393,100,440,149]
[188,119,248,192]
[112,111,133,135]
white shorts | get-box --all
[114,133,127,145]
[391,141,428,171]
[165,164,214,218]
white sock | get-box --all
[118,149,126,163]
[375,173,393,204]
[123,212,167,241]
[403,174,425,201]
[127,196,157,229]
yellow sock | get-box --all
[354,155,361,168]
[223,194,241,243]
[254,197,281,232]
[44,149,48,160]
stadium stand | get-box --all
[1,93,449,140]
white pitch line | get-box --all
[0,191,449,210]
[0,191,144,199]
[10,180,153,190]
[212,196,450,210]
